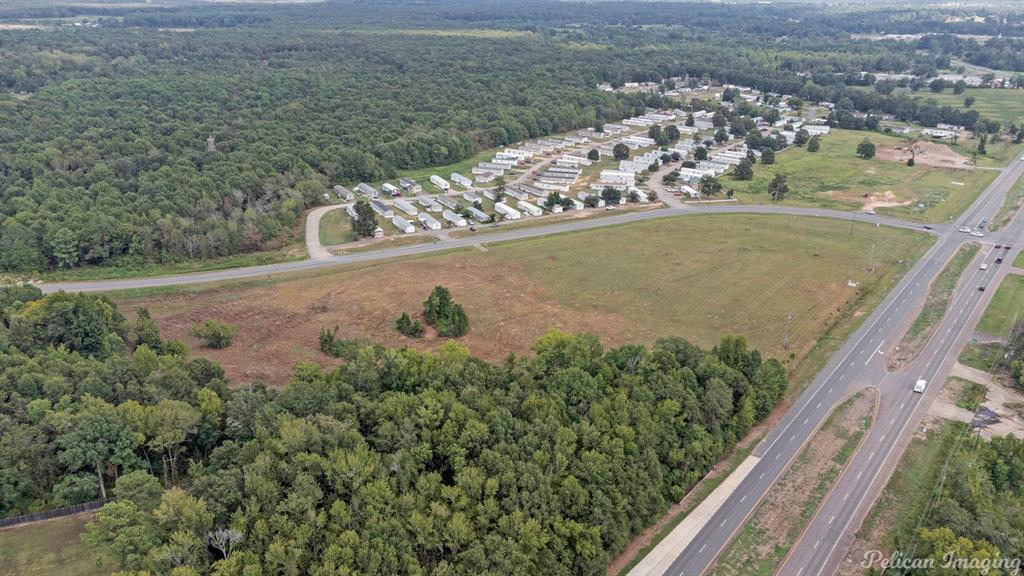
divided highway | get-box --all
[654,155,1024,576]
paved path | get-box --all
[305,204,348,260]
[39,204,937,294]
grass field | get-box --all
[959,342,1008,374]
[1017,252,1024,268]
[113,213,932,386]
[890,243,979,368]
[319,208,355,245]
[0,514,108,576]
[725,129,996,223]
[710,390,875,576]
[908,88,1024,128]
[977,273,1024,336]
[991,177,1024,231]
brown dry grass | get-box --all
[876,140,974,171]
[115,214,931,386]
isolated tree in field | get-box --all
[190,319,235,349]
[495,175,507,193]
[769,174,789,202]
[714,128,728,144]
[953,79,967,94]
[395,312,424,338]
[698,175,722,197]
[978,134,987,156]
[423,286,468,337]
[733,158,754,181]
[807,136,820,152]
[929,78,946,93]
[587,148,600,161]
[694,146,708,161]
[761,148,775,164]
[794,128,810,146]
[613,143,630,160]
[351,199,378,237]
[665,125,680,141]
[662,171,679,185]
[58,396,140,500]
[712,110,728,127]
[601,186,622,205]
[856,138,876,160]
[685,113,695,127]
[964,96,976,108]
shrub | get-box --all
[189,319,235,349]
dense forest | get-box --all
[0,0,1018,272]
[888,424,1024,574]
[0,285,789,574]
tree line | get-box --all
[0,284,790,575]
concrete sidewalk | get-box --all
[628,455,760,576]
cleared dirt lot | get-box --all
[116,214,932,386]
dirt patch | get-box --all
[709,388,877,576]
[877,140,974,171]
[118,256,635,385]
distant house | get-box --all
[392,216,415,234]
[382,183,401,197]
[334,185,354,201]
[430,175,450,191]
[922,128,957,140]
[517,200,543,217]
[451,173,474,188]
[466,206,490,222]
[399,178,422,193]
[494,202,521,220]
[442,209,467,227]
[418,212,442,230]
[475,171,498,183]
[370,199,394,218]
[393,198,418,216]
[356,182,379,198]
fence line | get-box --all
[0,499,109,530]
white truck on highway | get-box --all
[913,379,927,393]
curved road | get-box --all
[40,204,937,294]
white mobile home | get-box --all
[442,209,467,227]
[466,206,490,222]
[334,185,354,201]
[435,195,458,210]
[417,196,442,212]
[356,182,379,198]
[463,191,481,204]
[517,200,543,217]
[601,170,637,185]
[472,166,504,176]
[475,172,498,183]
[430,175,450,191]
[417,212,442,230]
[382,183,401,197]
[451,173,474,188]
[391,216,415,234]
[370,199,394,218]
[494,202,521,220]
[560,154,592,166]
[345,204,359,219]
[399,178,422,193]
[393,198,418,216]
[503,188,528,201]
[503,148,534,159]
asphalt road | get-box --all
[658,155,1024,576]
[39,204,936,294]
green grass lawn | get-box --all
[959,342,1007,373]
[1017,252,1024,268]
[991,177,1024,231]
[319,207,355,245]
[0,515,109,576]
[977,273,1024,336]
[943,137,1023,168]
[891,243,980,367]
[908,88,1024,128]
[726,128,996,223]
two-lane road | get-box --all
[39,204,938,294]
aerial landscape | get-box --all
[1,1,1024,575]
